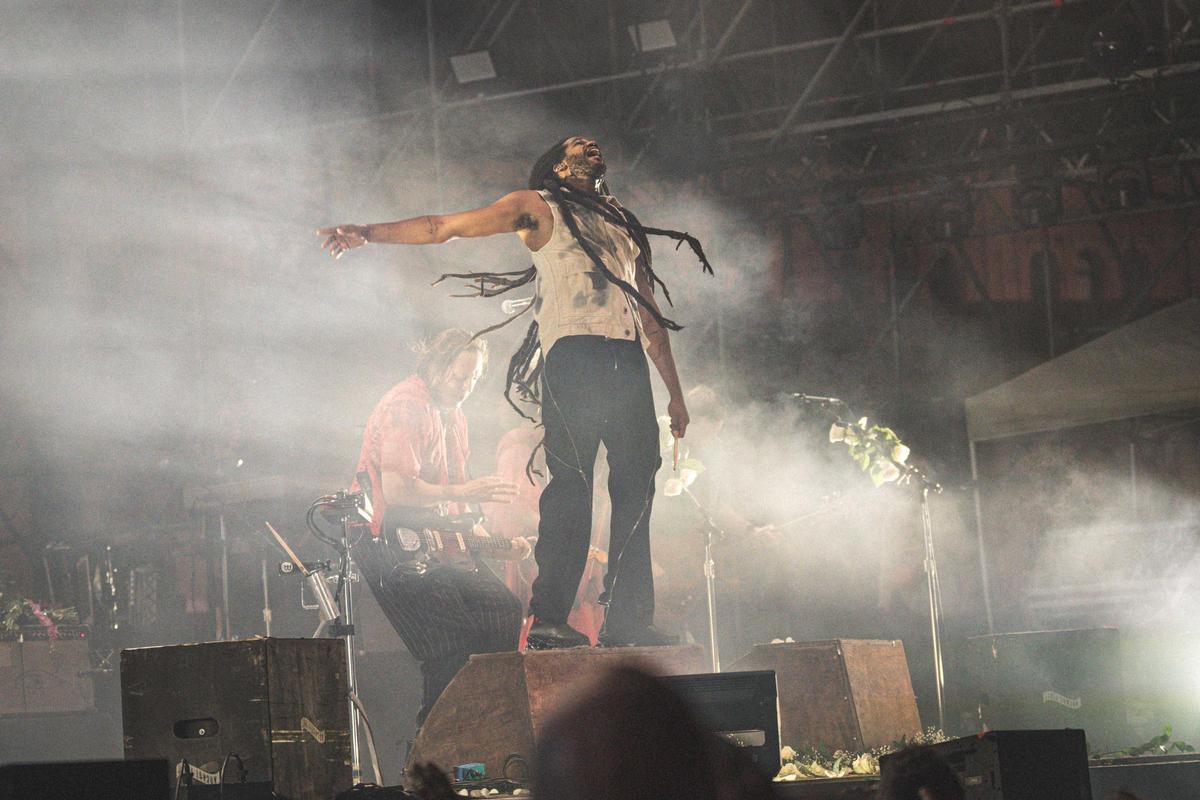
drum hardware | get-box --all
[267,492,382,788]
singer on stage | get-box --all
[322,137,713,649]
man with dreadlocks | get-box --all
[320,136,712,649]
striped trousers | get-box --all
[354,534,523,725]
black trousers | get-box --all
[353,535,522,725]
[529,335,662,632]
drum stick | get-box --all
[265,521,309,576]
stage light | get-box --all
[628,19,676,53]
[1102,164,1149,210]
[1013,180,1062,228]
[1085,15,1144,80]
[450,50,496,84]
[926,183,975,241]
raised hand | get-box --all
[456,475,519,504]
[317,224,368,259]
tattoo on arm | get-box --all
[513,213,539,232]
[425,216,439,238]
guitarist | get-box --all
[350,328,531,726]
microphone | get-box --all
[790,393,845,405]
[501,296,534,315]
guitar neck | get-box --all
[419,529,515,554]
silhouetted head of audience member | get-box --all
[1105,792,1145,800]
[533,666,776,800]
[879,746,965,800]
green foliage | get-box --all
[830,417,910,487]
[0,590,78,633]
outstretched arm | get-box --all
[318,189,550,257]
[635,258,689,438]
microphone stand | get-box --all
[888,461,948,731]
[794,393,949,730]
[302,493,383,787]
[681,486,724,673]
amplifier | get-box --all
[662,670,781,778]
[966,628,1125,751]
[120,638,351,800]
[880,729,1092,800]
[0,626,94,715]
[1089,753,1200,800]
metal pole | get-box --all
[219,513,232,641]
[920,486,947,731]
[341,521,362,785]
[1129,437,1139,518]
[998,0,1013,102]
[1041,230,1056,357]
[704,531,720,673]
[426,0,442,203]
[968,440,997,635]
[729,61,1200,142]
[260,559,272,637]
[684,487,723,672]
[887,212,902,381]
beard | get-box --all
[562,150,607,181]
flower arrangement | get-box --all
[828,417,911,487]
[775,728,951,781]
[658,413,706,497]
[0,591,78,639]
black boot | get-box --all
[527,619,591,650]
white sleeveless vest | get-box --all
[530,190,644,357]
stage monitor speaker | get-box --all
[881,729,1092,800]
[0,758,169,800]
[407,645,708,785]
[662,670,781,778]
[966,628,1126,751]
[120,638,351,800]
[774,777,878,800]
[728,639,921,752]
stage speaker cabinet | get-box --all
[0,758,169,800]
[662,670,781,778]
[407,645,708,784]
[120,638,351,800]
[881,729,1092,800]
[966,628,1126,752]
[0,626,94,715]
[728,639,921,752]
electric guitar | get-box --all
[384,508,530,564]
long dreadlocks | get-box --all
[435,137,714,422]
